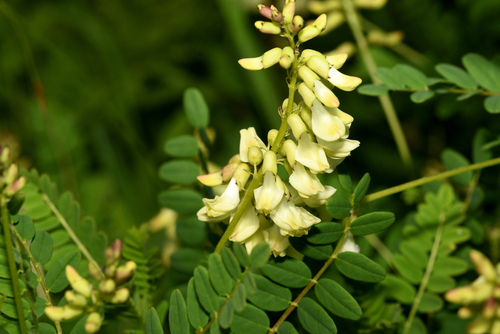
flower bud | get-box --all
[470,250,497,282]
[313,80,340,108]
[287,114,308,140]
[85,312,102,334]
[262,47,282,68]
[283,140,297,168]
[115,261,137,281]
[324,11,345,33]
[238,56,264,71]
[106,287,130,304]
[466,315,491,334]
[299,104,313,130]
[234,163,251,190]
[270,6,284,23]
[457,306,473,319]
[4,164,18,185]
[298,65,320,89]
[261,151,277,175]
[65,290,88,308]
[279,46,294,69]
[313,13,328,32]
[300,49,324,62]
[290,15,304,33]
[307,56,330,79]
[354,0,387,10]
[148,208,178,232]
[66,265,92,298]
[325,53,348,69]
[308,0,342,14]
[327,67,362,91]
[298,83,316,107]
[99,279,116,294]
[255,21,281,34]
[367,30,404,47]
[257,4,273,20]
[45,305,83,322]
[5,177,26,196]
[88,262,102,281]
[240,127,266,163]
[248,146,264,167]
[197,170,223,187]
[283,0,295,24]
[482,298,496,319]
[298,25,321,43]
[268,129,279,147]
[0,147,10,164]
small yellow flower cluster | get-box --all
[445,250,500,333]
[0,147,26,197]
[45,240,136,333]
[197,1,361,257]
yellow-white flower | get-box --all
[327,66,362,91]
[197,178,240,222]
[289,162,325,198]
[263,224,290,257]
[270,197,321,235]
[239,127,266,163]
[244,230,266,254]
[317,137,360,159]
[229,204,260,242]
[311,99,346,142]
[303,186,337,208]
[295,132,330,173]
[254,171,285,214]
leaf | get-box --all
[335,252,386,282]
[435,63,477,90]
[427,275,455,293]
[357,84,389,96]
[164,135,199,158]
[392,253,423,284]
[187,278,208,330]
[168,291,188,334]
[350,212,395,236]
[218,298,234,329]
[417,293,443,313]
[176,217,207,247]
[233,242,251,267]
[315,278,361,320]
[15,215,35,241]
[394,64,429,89]
[306,223,344,245]
[247,274,292,311]
[472,128,492,164]
[298,298,337,334]
[38,323,56,334]
[441,148,473,187]
[432,257,468,276]
[410,90,435,103]
[441,226,470,246]
[208,253,233,296]
[326,195,351,220]
[194,266,220,315]
[375,67,405,89]
[289,238,332,261]
[231,303,269,334]
[30,231,53,265]
[336,164,353,194]
[353,173,370,207]
[243,271,257,295]
[158,189,203,214]
[158,160,200,185]
[250,243,270,268]
[232,283,247,312]
[381,274,416,304]
[45,250,81,293]
[210,320,221,334]
[277,322,299,334]
[399,241,428,269]
[170,249,206,274]
[261,257,311,288]
[183,87,210,128]
[221,247,242,280]
[462,53,500,92]
[484,95,500,113]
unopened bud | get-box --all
[299,104,313,130]
[88,262,102,281]
[262,47,282,68]
[85,312,102,334]
[255,21,281,34]
[283,0,295,24]
[261,151,277,175]
[197,170,223,187]
[98,279,116,294]
[308,0,341,14]
[65,290,88,308]
[483,298,497,319]
[307,56,330,79]
[325,53,348,69]
[115,261,137,281]
[257,4,273,20]
[248,146,263,167]
[287,114,308,140]
[279,46,294,69]
[301,49,324,62]
[290,15,304,33]
[4,165,18,185]
[445,286,474,304]
[234,163,251,190]
[354,0,387,10]
[0,147,10,164]
[367,30,404,47]
[66,266,92,298]
[323,11,345,34]
[457,306,473,319]
[148,208,178,232]
[466,315,491,334]
[268,129,279,147]
[470,250,497,282]
[313,13,327,32]
[491,320,500,334]
[298,25,321,43]
[298,65,320,89]
[270,6,284,23]
[222,162,240,182]
[298,83,316,107]
[238,56,264,71]
[283,140,297,168]
[45,305,83,322]
[5,177,26,196]
[106,287,130,304]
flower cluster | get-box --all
[445,250,500,333]
[45,240,136,333]
[0,147,26,198]
[197,0,361,256]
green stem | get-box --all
[402,212,445,334]
[42,194,104,279]
[341,0,413,170]
[11,227,63,334]
[364,157,500,203]
[1,195,28,334]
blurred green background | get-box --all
[1,0,500,239]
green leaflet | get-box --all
[315,278,362,320]
[326,195,352,220]
[289,238,332,261]
[261,257,311,288]
[484,95,500,113]
[187,278,208,330]
[30,231,53,265]
[375,67,406,89]
[243,271,257,295]
[221,247,241,280]
[233,242,251,267]
[441,148,473,186]
[44,250,81,293]
[194,266,220,316]
[218,297,233,329]
[381,274,416,304]
[392,253,423,284]
[335,252,386,283]
[14,215,35,241]
[417,292,444,313]
[208,253,233,296]
[350,212,395,236]
[183,87,210,128]
[230,303,270,334]
[298,297,337,334]
[435,63,477,90]
[231,283,246,312]
[170,248,206,274]
[462,53,500,92]
[164,134,199,158]
[357,84,389,96]
[410,90,435,103]
[158,188,203,214]
[247,274,291,312]
[176,216,207,247]
[393,64,429,89]
[277,321,299,334]
[427,275,455,293]
[158,160,200,185]
[353,173,370,207]
[249,243,270,268]
[168,291,188,334]
[306,223,344,245]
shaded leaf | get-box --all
[194,266,220,315]
[375,67,405,89]
[158,160,200,185]
[187,278,208,330]
[336,252,386,282]
[250,243,270,268]
[392,253,423,284]
[435,63,477,90]
[164,135,199,158]
[158,189,203,214]
[410,90,435,103]
[353,173,370,208]
[326,195,351,220]
[243,271,257,295]
[462,53,500,92]
[350,212,395,236]
[394,64,428,89]
[232,283,247,312]
[417,293,444,313]
[170,248,206,274]
[357,84,389,96]
[176,217,207,247]
[45,250,81,293]
[231,303,270,334]
[484,95,500,113]
[208,253,233,296]
[306,223,344,245]
[261,257,311,288]
[15,215,35,241]
[381,274,416,304]
[277,322,299,334]
[219,298,234,329]
[289,238,332,261]
[233,242,251,267]
[30,231,53,265]
[472,128,492,164]
[221,247,241,280]
[441,148,473,186]
[298,298,337,334]
[247,274,292,311]
[315,278,361,320]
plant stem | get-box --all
[402,213,445,334]
[1,195,28,334]
[364,157,500,203]
[341,0,413,170]
[11,227,63,334]
[42,194,104,279]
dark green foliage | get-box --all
[298,298,337,334]
[168,292,188,334]
[261,257,311,288]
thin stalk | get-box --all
[364,157,500,203]
[341,0,413,170]
[42,194,104,279]
[11,228,63,334]
[402,213,445,334]
[1,195,28,334]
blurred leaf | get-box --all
[289,238,332,260]
[158,189,203,214]
[435,63,477,89]
[484,95,500,113]
[375,67,405,89]
[315,278,361,320]
[168,291,188,334]
[45,250,81,293]
[399,241,428,269]
[432,257,468,276]
[183,88,210,128]
[164,135,199,158]
[30,231,53,265]
[38,323,56,334]
[176,217,207,247]
[417,293,443,313]
[171,248,206,274]
[353,173,370,208]
[381,274,416,304]
[306,223,344,245]
[231,303,269,334]
[158,160,200,185]
[194,266,220,316]
[394,64,429,89]
[51,230,70,248]
[247,274,291,312]
[427,275,455,293]
[208,253,233,296]
[250,243,270,268]
[221,247,241,280]
[15,215,35,241]
[336,252,386,282]
[441,148,473,186]
[326,195,351,220]
[392,253,423,284]
[350,212,395,236]
[261,257,311,288]
[441,226,470,246]
[410,90,435,103]
[462,53,500,92]
[472,128,492,164]
[298,298,337,334]
[357,84,389,96]
[456,90,481,101]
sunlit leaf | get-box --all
[435,63,477,90]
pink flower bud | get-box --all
[257,4,273,20]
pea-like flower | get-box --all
[254,171,285,214]
[197,178,241,222]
